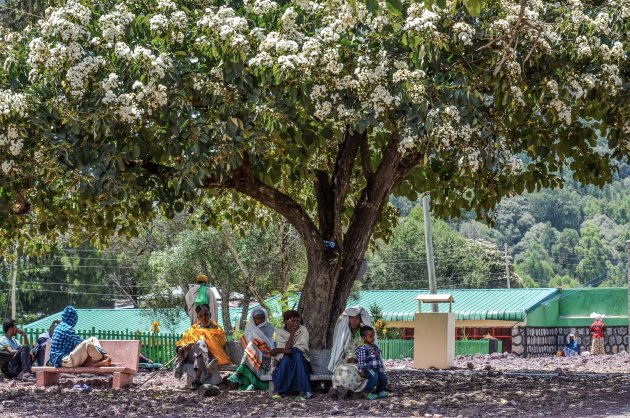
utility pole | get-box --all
[626,240,630,349]
[505,243,511,289]
[423,195,438,313]
[11,244,18,320]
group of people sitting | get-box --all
[1,274,389,401]
[0,306,112,380]
[174,302,388,400]
[178,274,388,400]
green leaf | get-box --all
[464,0,482,16]
[348,0,357,14]
[386,0,402,15]
[365,0,379,14]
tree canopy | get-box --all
[0,0,628,346]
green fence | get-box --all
[455,339,503,356]
[21,329,500,364]
[379,338,414,360]
[24,328,182,365]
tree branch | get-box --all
[332,128,362,214]
[220,228,269,310]
[314,170,334,239]
[231,154,321,252]
[313,128,363,242]
[359,131,374,182]
[394,148,425,184]
[342,132,404,254]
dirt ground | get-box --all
[2,354,630,418]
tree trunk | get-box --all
[224,132,422,348]
[298,248,340,348]
[239,290,251,329]
[299,133,417,348]
[278,222,291,303]
[220,286,233,334]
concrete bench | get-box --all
[32,340,140,389]
[260,348,332,396]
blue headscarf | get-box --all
[50,306,83,367]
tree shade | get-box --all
[0,0,628,346]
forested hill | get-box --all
[363,170,630,290]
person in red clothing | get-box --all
[590,314,607,355]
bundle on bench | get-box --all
[32,340,140,389]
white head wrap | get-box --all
[327,306,373,371]
[590,312,606,320]
[244,307,275,349]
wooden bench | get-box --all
[212,342,332,395]
[32,340,140,389]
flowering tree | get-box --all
[0,0,628,346]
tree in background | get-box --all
[1,0,628,345]
[516,243,554,287]
[492,197,535,247]
[362,208,520,290]
[148,220,306,331]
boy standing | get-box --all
[355,325,389,400]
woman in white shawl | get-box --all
[227,308,275,391]
[327,306,374,399]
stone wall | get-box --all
[511,326,629,357]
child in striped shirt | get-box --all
[355,325,389,400]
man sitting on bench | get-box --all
[174,304,231,389]
[50,306,111,368]
[0,318,34,380]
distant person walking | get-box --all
[590,313,607,355]
[185,275,219,325]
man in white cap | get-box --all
[185,275,219,325]
[590,314,607,355]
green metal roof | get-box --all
[23,306,243,335]
[253,288,559,323]
[24,289,559,334]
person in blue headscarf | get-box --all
[50,306,110,368]
[562,334,580,357]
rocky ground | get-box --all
[2,355,630,417]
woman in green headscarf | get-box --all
[184,274,218,325]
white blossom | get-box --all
[252,0,278,15]
[99,4,135,42]
[66,56,105,97]
[0,91,28,117]
[1,160,14,174]
[510,86,525,106]
[281,8,298,30]
[453,22,475,46]
[150,14,170,31]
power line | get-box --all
[21,265,137,269]
[26,288,138,297]
[0,287,135,298]
[3,280,156,289]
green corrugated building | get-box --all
[23,287,630,356]
[254,287,629,355]
[23,306,244,335]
